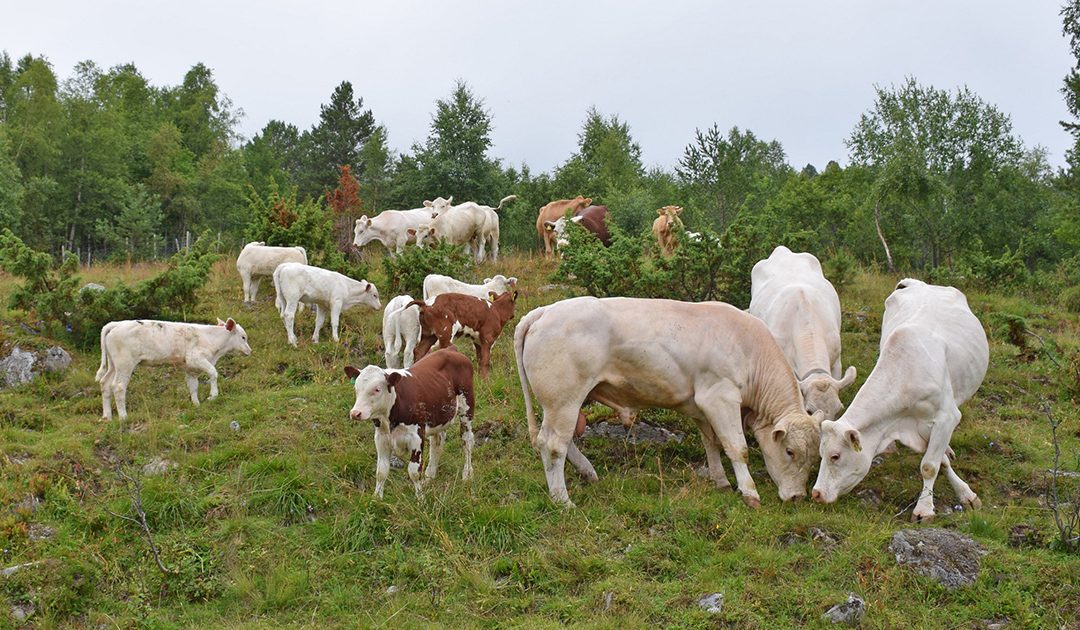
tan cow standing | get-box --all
[652,205,684,257]
[536,196,592,257]
[514,296,823,507]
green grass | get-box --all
[0,253,1078,627]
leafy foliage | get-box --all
[381,240,474,298]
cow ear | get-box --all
[544,221,555,231]
[226,318,236,331]
[447,196,453,204]
[407,228,416,236]
[423,200,432,207]
[509,277,517,287]
[365,219,372,227]
[365,283,372,292]
[512,290,519,301]
[359,215,368,223]
[845,428,862,452]
[657,208,665,216]
[488,291,497,302]
[386,372,403,389]
[483,277,492,284]
[811,410,826,426]
[674,206,683,215]
[772,427,786,443]
[837,366,857,389]
[344,366,361,380]
[216,318,226,326]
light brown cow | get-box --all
[652,206,684,257]
[536,196,592,257]
[408,291,517,378]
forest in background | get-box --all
[1,7,1080,282]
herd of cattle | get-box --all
[91,196,991,521]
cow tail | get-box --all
[95,322,116,382]
[514,306,544,446]
[296,246,308,264]
[273,267,285,316]
[404,299,426,311]
[495,195,518,212]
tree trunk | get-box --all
[874,202,895,272]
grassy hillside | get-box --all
[0,253,1078,628]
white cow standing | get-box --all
[422,273,518,302]
[749,246,857,420]
[235,242,308,303]
[96,318,252,420]
[273,262,381,347]
[515,296,823,507]
[425,195,517,263]
[812,278,989,522]
[382,295,422,369]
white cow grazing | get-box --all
[236,242,308,303]
[382,295,421,369]
[750,246,857,420]
[273,262,381,347]
[422,274,518,302]
[95,318,252,420]
[515,296,824,507]
[353,201,450,255]
[426,195,517,263]
[812,279,989,522]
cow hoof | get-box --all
[911,510,935,523]
[742,494,761,509]
[961,495,982,510]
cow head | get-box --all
[544,216,583,250]
[425,196,454,218]
[754,409,823,501]
[798,366,857,421]
[811,418,872,504]
[571,196,593,212]
[347,280,381,311]
[216,317,252,356]
[345,365,405,424]
[353,216,377,247]
[483,274,517,295]
[407,225,437,248]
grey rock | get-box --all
[888,528,987,589]
[0,347,37,388]
[142,456,177,477]
[581,420,683,445]
[390,455,405,470]
[229,421,241,432]
[27,524,55,541]
[79,282,106,293]
[10,602,34,622]
[697,592,724,614]
[603,591,614,612]
[1,561,43,578]
[976,619,1010,630]
[822,593,865,625]
[12,496,41,515]
[42,346,71,373]
[386,585,400,595]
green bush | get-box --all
[0,229,220,349]
[823,248,858,291]
[381,240,474,298]
[1062,285,1080,314]
[965,246,1029,287]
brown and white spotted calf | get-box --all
[407,291,517,378]
[345,347,476,498]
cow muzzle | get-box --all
[350,409,363,420]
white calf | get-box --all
[273,263,381,347]
[382,295,421,369]
[421,273,518,302]
[236,242,307,303]
[95,318,252,420]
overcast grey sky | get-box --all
[3,1,1073,172]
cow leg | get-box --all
[185,372,201,406]
[311,304,326,343]
[698,387,759,507]
[373,425,391,499]
[425,431,446,480]
[250,277,261,302]
[330,301,343,342]
[456,394,475,480]
[476,340,491,379]
[112,367,134,421]
[912,407,962,522]
[190,357,220,401]
[406,425,426,498]
[536,404,579,506]
[941,451,981,510]
[564,442,598,483]
[694,417,732,489]
[283,300,300,347]
[240,271,252,302]
[414,336,436,363]
[402,331,417,369]
[100,370,114,420]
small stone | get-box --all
[697,592,724,614]
[12,496,41,515]
[142,456,177,477]
[10,602,35,622]
[581,420,683,444]
[871,456,885,467]
[603,591,614,612]
[389,455,405,470]
[229,421,241,432]
[822,593,865,626]
[79,283,106,294]
[42,346,72,373]
[694,465,711,479]
[0,347,37,388]
[977,619,1010,630]
[386,585,399,595]
[27,524,55,541]
[888,528,987,589]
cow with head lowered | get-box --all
[514,296,823,507]
[346,347,476,498]
[408,291,517,378]
[536,196,592,257]
[273,263,381,346]
[421,195,518,263]
[749,246,857,421]
[353,200,452,255]
[812,279,989,522]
